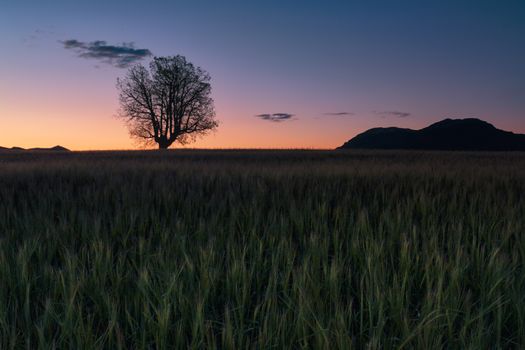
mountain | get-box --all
[28,145,70,152]
[338,118,525,151]
[0,145,70,152]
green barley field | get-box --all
[0,150,524,349]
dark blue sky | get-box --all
[1,0,524,149]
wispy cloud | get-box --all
[374,110,411,118]
[62,39,152,68]
[22,27,56,46]
[324,112,355,116]
[255,113,294,122]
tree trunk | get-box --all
[157,135,176,149]
[157,138,170,149]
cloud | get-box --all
[374,110,411,118]
[62,39,152,68]
[255,113,294,122]
[324,112,355,116]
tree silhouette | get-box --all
[117,56,218,149]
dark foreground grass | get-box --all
[0,150,524,349]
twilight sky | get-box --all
[1,0,524,150]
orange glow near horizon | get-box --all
[1,69,524,151]
[0,111,364,151]
[0,80,367,150]
[2,102,525,151]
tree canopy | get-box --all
[117,56,218,149]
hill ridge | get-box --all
[338,118,525,151]
[0,145,70,152]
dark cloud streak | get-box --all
[255,113,294,122]
[324,112,355,116]
[374,110,411,118]
[62,39,152,68]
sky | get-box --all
[1,0,524,150]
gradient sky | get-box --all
[1,0,524,150]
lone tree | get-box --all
[117,56,218,149]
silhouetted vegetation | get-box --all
[117,56,218,149]
[0,150,524,348]
[339,118,525,150]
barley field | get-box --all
[0,150,524,349]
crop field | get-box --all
[0,150,524,349]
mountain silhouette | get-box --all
[0,145,70,152]
[28,145,70,152]
[338,118,525,151]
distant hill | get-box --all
[338,118,525,151]
[28,145,70,152]
[0,145,70,152]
